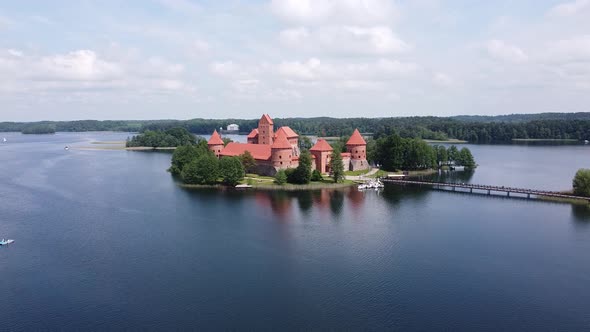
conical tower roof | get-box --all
[310,139,333,152]
[271,130,291,149]
[346,129,366,145]
[208,130,224,145]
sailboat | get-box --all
[0,239,14,246]
[2,137,6,142]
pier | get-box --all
[380,178,590,202]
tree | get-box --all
[299,136,313,150]
[239,151,257,173]
[329,150,345,183]
[168,140,210,176]
[436,145,448,167]
[457,147,476,169]
[447,145,459,165]
[288,150,312,184]
[311,170,323,181]
[219,156,245,186]
[181,153,219,184]
[274,169,287,185]
[222,137,233,146]
[573,169,590,197]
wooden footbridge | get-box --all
[380,178,590,202]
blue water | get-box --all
[1,132,590,330]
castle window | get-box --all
[279,155,282,159]
[280,161,283,165]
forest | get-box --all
[2,112,590,143]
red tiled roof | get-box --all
[271,131,292,149]
[247,128,259,138]
[208,130,224,145]
[346,129,366,145]
[342,152,351,157]
[259,114,273,125]
[310,139,333,152]
[275,126,298,138]
[220,142,271,161]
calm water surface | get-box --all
[1,132,590,330]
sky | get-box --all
[0,0,589,121]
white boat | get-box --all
[359,179,384,190]
[0,239,14,246]
[2,138,6,142]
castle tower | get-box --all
[346,129,368,171]
[207,130,224,157]
[258,114,274,145]
[271,131,292,170]
[310,139,333,174]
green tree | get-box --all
[181,153,219,184]
[219,156,245,186]
[299,136,313,150]
[457,147,476,169]
[239,151,257,173]
[288,150,312,184]
[436,145,448,167]
[311,169,323,181]
[222,137,233,146]
[274,169,287,185]
[573,169,590,197]
[447,145,459,165]
[168,140,209,176]
[329,150,345,183]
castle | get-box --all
[208,114,368,175]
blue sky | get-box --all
[1,0,589,121]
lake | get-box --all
[1,132,590,330]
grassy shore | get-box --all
[180,179,356,191]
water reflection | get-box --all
[424,169,475,183]
[571,203,590,224]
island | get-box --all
[161,113,476,190]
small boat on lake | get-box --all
[0,239,14,246]
[2,138,6,142]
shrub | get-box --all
[275,169,287,185]
[311,170,323,181]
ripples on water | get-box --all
[1,132,590,330]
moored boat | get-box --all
[0,239,14,246]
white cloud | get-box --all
[548,0,589,17]
[35,50,123,81]
[485,39,528,62]
[544,35,590,62]
[270,0,397,26]
[157,0,201,14]
[280,26,409,55]
[433,72,454,87]
[276,58,418,82]
[0,49,193,95]
[210,61,239,77]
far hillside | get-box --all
[2,112,590,143]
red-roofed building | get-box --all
[310,139,333,173]
[208,114,368,175]
[220,142,272,160]
[247,128,259,144]
[207,130,224,157]
[346,129,368,171]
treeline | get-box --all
[3,113,590,142]
[126,128,197,147]
[21,124,56,134]
[1,120,144,133]
[373,133,476,171]
[169,141,246,186]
